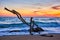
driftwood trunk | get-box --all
[4,7,44,35]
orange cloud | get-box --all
[52,5,60,10]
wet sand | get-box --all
[0,34,60,40]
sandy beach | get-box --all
[0,34,60,40]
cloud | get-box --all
[33,11,39,13]
[52,5,60,10]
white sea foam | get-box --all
[0,22,22,24]
[42,27,60,33]
[33,19,60,23]
[0,27,60,33]
[0,27,29,32]
[0,17,60,24]
[0,27,60,36]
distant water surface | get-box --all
[0,17,60,36]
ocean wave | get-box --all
[0,27,60,32]
[0,27,29,32]
[0,27,60,36]
[34,20,60,23]
[0,22,22,24]
[42,27,60,32]
[0,17,60,24]
[0,20,60,24]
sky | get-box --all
[0,0,60,17]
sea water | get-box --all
[0,17,60,36]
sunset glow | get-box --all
[0,0,60,17]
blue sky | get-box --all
[1,0,60,9]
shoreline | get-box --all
[0,34,60,40]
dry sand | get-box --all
[0,34,60,40]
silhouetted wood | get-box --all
[33,21,44,31]
[4,7,44,35]
[5,7,30,26]
[30,17,33,35]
